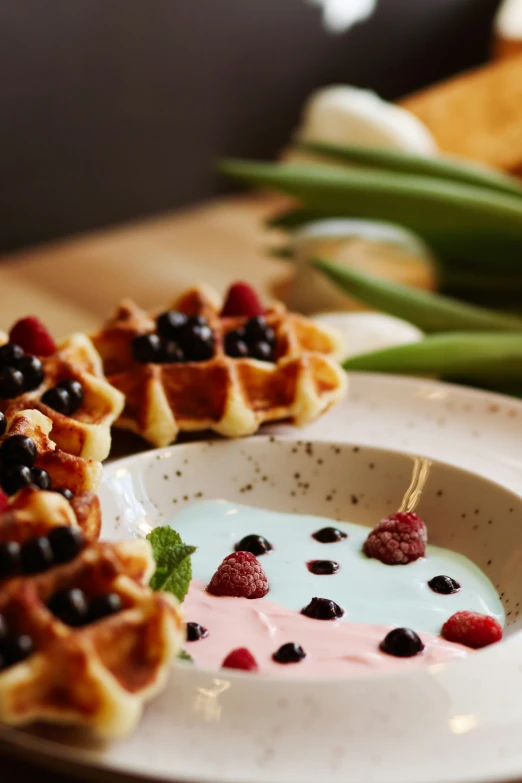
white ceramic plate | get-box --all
[2,372,522,783]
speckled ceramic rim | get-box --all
[3,373,522,783]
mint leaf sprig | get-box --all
[147,526,196,603]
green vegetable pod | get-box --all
[315,258,522,332]
[296,141,522,200]
[343,332,522,383]
[219,159,522,271]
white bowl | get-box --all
[4,433,522,783]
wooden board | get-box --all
[400,53,522,175]
[0,194,288,336]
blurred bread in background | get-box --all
[399,52,522,177]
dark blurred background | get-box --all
[0,0,502,251]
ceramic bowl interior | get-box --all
[100,436,522,637]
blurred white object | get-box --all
[496,0,522,38]
[295,85,437,153]
[495,0,522,55]
[312,311,423,362]
[287,218,437,315]
[307,0,376,33]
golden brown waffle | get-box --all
[0,539,184,737]
[92,285,347,447]
[0,487,101,545]
[2,409,102,494]
[0,330,124,461]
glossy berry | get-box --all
[0,541,21,579]
[250,341,273,362]
[272,642,306,664]
[1,634,34,668]
[160,340,185,363]
[9,317,56,357]
[312,527,347,543]
[0,435,37,467]
[224,330,249,358]
[17,355,44,391]
[380,628,425,657]
[157,311,188,339]
[87,593,123,623]
[441,611,502,649]
[0,366,24,398]
[20,536,54,574]
[307,560,339,575]
[207,551,268,599]
[182,324,214,362]
[41,386,72,415]
[221,647,258,672]
[244,316,275,345]
[234,534,273,556]
[428,575,460,595]
[186,315,208,329]
[0,343,25,366]
[0,412,6,437]
[132,333,162,363]
[48,526,84,564]
[48,588,88,626]
[301,596,344,620]
[54,487,74,502]
[186,621,209,642]
[363,511,427,565]
[1,465,33,495]
[220,282,265,318]
[30,467,52,490]
[56,380,84,413]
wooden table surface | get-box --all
[0,194,287,336]
[0,194,289,782]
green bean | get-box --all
[315,259,522,332]
[218,160,522,270]
[296,142,522,199]
[343,332,522,382]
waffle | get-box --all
[92,285,347,447]
[0,486,101,545]
[0,539,184,737]
[0,330,124,461]
[2,409,102,494]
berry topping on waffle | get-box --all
[0,323,124,462]
[91,284,346,447]
[0,539,184,737]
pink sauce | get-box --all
[183,580,471,678]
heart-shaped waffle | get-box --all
[2,409,102,494]
[92,285,347,447]
[0,329,124,461]
[0,539,184,737]
[0,487,101,547]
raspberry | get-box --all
[9,317,56,357]
[207,551,268,598]
[441,611,502,649]
[220,282,265,318]
[0,490,9,514]
[222,647,258,671]
[363,511,427,565]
